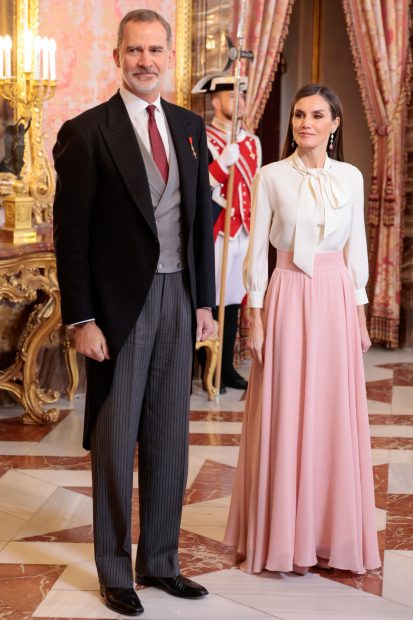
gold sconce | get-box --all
[0,0,57,244]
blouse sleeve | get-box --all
[343,168,369,305]
[243,170,273,307]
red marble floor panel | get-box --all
[365,379,393,404]
[0,455,92,477]
[20,524,94,543]
[318,567,383,597]
[378,363,413,386]
[387,494,413,516]
[0,563,66,620]
[190,411,244,421]
[385,494,413,550]
[369,414,413,425]
[184,459,235,504]
[371,437,413,449]
[176,529,239,577]
[189,433,240,446]
[373,463,388,510]
[0,411,71,442]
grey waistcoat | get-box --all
[133,121,186,273]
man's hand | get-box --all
[196,308,215,342]
[74,321,110,362]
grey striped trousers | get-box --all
[90,272,193,587]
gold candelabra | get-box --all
[0,23,57,244]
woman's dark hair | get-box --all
[280,84,344,161]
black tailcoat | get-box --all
[53,92,215,448]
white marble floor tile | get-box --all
[0,441,38,455]
[371,449,391,465]
[189,445,239,468]
[0,407,22,421]
[372,450,413,466]
[0,511,26,540]
[367,400,392,414]
[376,507,387,532]
[187,455,207,488]
[28,408,88,457]
[52,560,99,591]
[199,568,413,619]
[363,365,393,382]
[388,463,413,493]
[15,486,93,540]
[365,348,413,365]
[189,421,243,434]
[182,497,231,542]
[32,590,118,618]
[392,386,413,414]
[136,588,277,620]
[0,469,56,519]
[389,450,413,463]
[190,381,246,412]
[0,541,94,564]
[370,425,413,438]
[16,469,93,487]
[383,551,413,608]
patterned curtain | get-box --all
[400,19,413,347]
[231,0,295,131]
[342,0,412,348]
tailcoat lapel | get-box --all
[99,92,157,237]
[161,100,199,237]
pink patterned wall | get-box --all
[40,0,177,155]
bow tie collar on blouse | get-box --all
[289,150,348,277]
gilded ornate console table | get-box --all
[0,236,77,424]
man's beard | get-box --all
[124,71,160,94]
[223,110,243,122]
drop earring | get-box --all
[291,137,295,148]
[329,132,335,151]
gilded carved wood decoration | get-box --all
[0,0,54,224]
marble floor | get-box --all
[0,347,413,619]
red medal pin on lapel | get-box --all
[189,136,197,159]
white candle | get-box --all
[49,38,56,80]
[4,35,12,78]
[42,37,49,80]
[24,28,32,72]
[33,35,42,79]
[0,37,4,78]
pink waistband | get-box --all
[276,250,345,272]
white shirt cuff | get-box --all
[247,292,265,308]
[70,318,95,327]
[354,288,368,305]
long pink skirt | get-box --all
[224,251,381,574]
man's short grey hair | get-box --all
[117,9,173,49]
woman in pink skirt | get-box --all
[224,84,381,576]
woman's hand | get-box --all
[357,305,371,353]
[248,308,265,364]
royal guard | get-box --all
[193,73,262,390]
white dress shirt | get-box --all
[243,151,369,307]
[119,86,170,161]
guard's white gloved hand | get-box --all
[217,143,240,169]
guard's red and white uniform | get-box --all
[207,122,261,305]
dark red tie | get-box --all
[146,104,169,183]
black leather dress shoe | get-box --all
[100,585,143,615]
[222,371,248,390]
[136,574,208,599]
